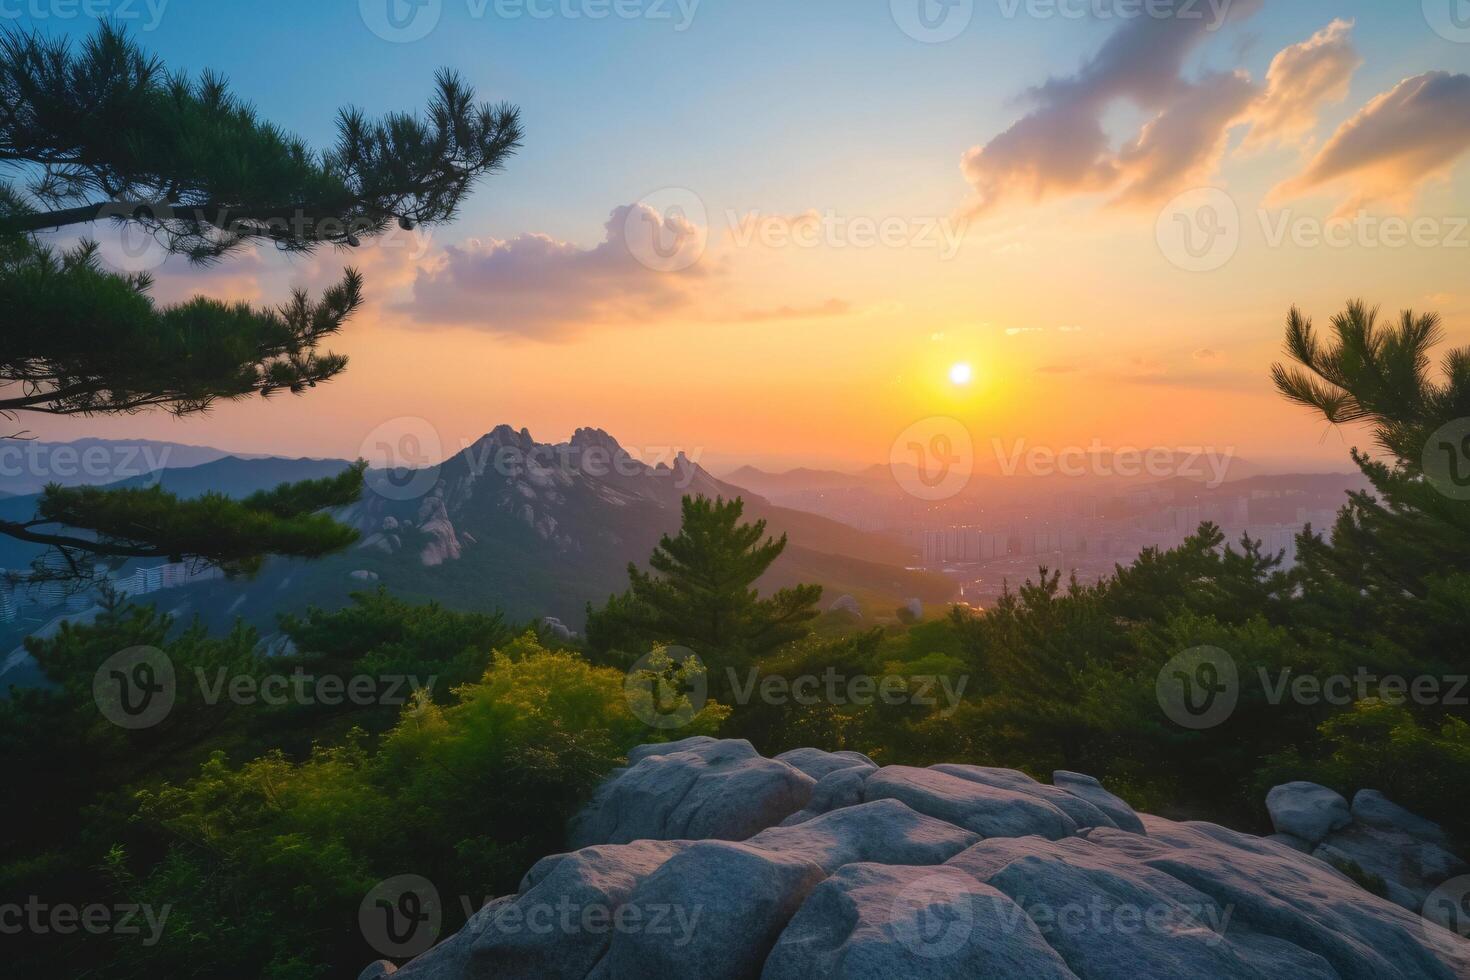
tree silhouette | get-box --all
[588,495,822,673]
[0,25,523,580]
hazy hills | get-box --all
[0,431,953,656]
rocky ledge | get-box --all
[363,737,1470,979]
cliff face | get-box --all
[361,738,1470,980]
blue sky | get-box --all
[16,0,1452,242]
[9,2,1470,469]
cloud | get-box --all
[1273,71,1470,217]
[1112,71,1259,205]
[1193,347,1224,361]
[960,1,1264,216]
[1244,18,1361,150]
[960,12,1377,217]
[396,204,709,338]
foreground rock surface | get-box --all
[366,742,1470,979]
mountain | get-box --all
[0,437,270,496]
[1,428,953,659]
[720,465,872,498]
[301,425,952,626]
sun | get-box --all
[949,362,973,386]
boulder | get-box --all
[781,765,874,826]
[864,766,1076,840]
[948,833,1332,978]
[1052,770,1147,834]
[1352,789,1453,846]
[598,841,827,980]
[1315,823,1469,913]
[762,863,1078,980]
[363,743,1470,980]
[1265,781,1351,846]
[775,747,877,781]
[465,840,686,980]
[749,799,979,873]
[1097,816,1467,979]
[570,738,814,847]
[933,764,1120,831]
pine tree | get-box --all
[0,25,522,579]
[587,495,822,672]
[1272,301,1470,654]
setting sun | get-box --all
[949,362,974,386]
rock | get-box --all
[1265,832,1313,854]
[948,833,1331,978]
[934,764,1120,831]
[1052,770,1147,834]
[864,766,1077,840]
[599,841,827,980]
[627,735,718,766]
[365,743,1470,980]
[827,595,862,618]
[749,799,979,873]
[1315,824,1469,913]
[781,765,874,826]
[1266,782,1351,846]
[569,738,814,847]
[466,840,686,980]
[1100,816,1468,979]
[1352,790,1453,847]
[762,863,1078,980]
[775,747,877,781]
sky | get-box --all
[12,0,1470,474]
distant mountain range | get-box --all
[0,438,281,496]
[717,453,1278,532]
[0,429,955,666]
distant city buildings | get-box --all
[0,559,223,627]
[919,484,1344,610]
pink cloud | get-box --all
[1273,71,1470,217]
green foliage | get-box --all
[587,494,823,683]
[0,23,522,581]
[3,590,714,978]
[1,24,523,257]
